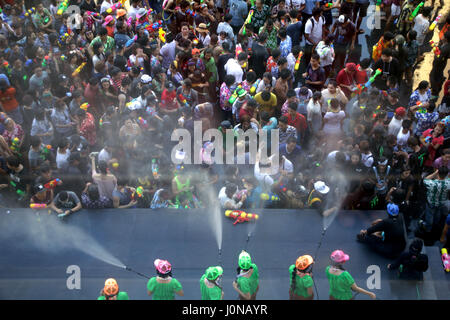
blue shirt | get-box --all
[304,0,320,15]
[279,143,302,164]
[228,0,248,27]
[280,36,293,58]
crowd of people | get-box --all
[0,1,448,247]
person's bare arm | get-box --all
[441,224,449,243]
[351,283,376,299]
[232,281,251,300]
[424,169,439,180]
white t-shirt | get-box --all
[315,41,334,67]
[286,0,306,11]
[397,129,410,148]
[413,14,430,46]
[388,117,403,136]
[224,59,244,84]
[100,0,112,14]
[304,16,325,45]
[98,148,112,163]
[361,152,374,168]
[56,149,71,171]
[323,110,345,134]
[218,186,242,209]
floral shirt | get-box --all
[409,89,431,107]
[405,40,418,67]
[414,111,439,136]
[2,124,24,146]
[81,192,113,209]
[251,5,271,32]
[219,83,233,111]
[266,56,279,78]
[150,189,170,209]
[80,112,96,146]
[280,36,292,58]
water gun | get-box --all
[409,2,424,22]
[86,11,101,19]
[235,43,243,59]
[294,51,304,71]
[41,56,50,67]
[372,105,381,119]
[429,40,441,57]
[145,20,163,33]
[355,68,382,94]
[10,137,20,153]
[147,8,154,15]
[44,178,62,189]
[24,7,36,17]
[40,144,52,160]
[30,203,47,209]
[57,0,69,15]
[61,55,66,62]
[250,0,255,6]
[376,0,381,12]
[260,192,280,202]
[242,10,254,36]
[159,28,166,43]
[250,79,260,95]
[9,181,25,196]
[72,62,87,77]
[225,210,259,225]
[2,61,11,76]
[152,158,159,178]
[442,248,450,272]
[132,186,144,200]
[429,14,442,31]
[178,93,189,107]
[138,116,149,129]
[415,101,427,113]
[80,103,90,111]
[325,2,333,8]
[126,17,133,27]
[186,9,197,17]
[228,86,242,105]
[106,2,122,14]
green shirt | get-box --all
[236,263,259,295]
[288,265,314,298]
[147,277,183,300]
[90,36,116,55]
[325,266,355,300]
[33,9,52,28]
[199,275,222,300]
[97,291,129,300]
[201,56,218,83]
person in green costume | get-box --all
[171,168,194,206]
[289,255,315,300]
[326,250,376,300]
[97,278,129,300]
[200,266,224,300]
[232,250,259,300]
[147,259,184,300]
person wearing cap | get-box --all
[147,259,184,300]
[357,203,407,259]
[200,266,224,300]
[307,180,337,216]
[232,250,259,300]
[103,15,116,38]
[289,255,315,300]
[336,62,357,98]
[98,278,129,300]
[387,107,406,137]
[330,15,356,72]
[232,87,250,124]
[326,249,376,300]
[30,182,53,207]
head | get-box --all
[310,53,320,68]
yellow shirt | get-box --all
[254,92,277,115]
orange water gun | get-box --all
[294,51,303,71]
[44,178,62,189]
[72,62,87,77]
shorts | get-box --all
[391,3,401,16]
[353,2,369,18]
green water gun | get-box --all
[250,0,255,7]
[242,10,254,36]
[376,0,382,11]
[409,2,424,21]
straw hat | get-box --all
[196,23,209,33]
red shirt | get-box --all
[0,87,19,112]
[284,112,307,135]
[239,105,254,120]
[336,69,356,98]
[354,65,368,85]
[422,128,444,167]
[160,90,178,110]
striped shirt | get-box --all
[423,178,450,207]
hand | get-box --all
[302,73,307,78]
[387,264,392,270]
[0,184,8,189]
[129,200,138,206]
[64,210,71,215]
[389,187,396,193]
[232,281,238,290]
[370,292,376,299]
[440,236,446,243]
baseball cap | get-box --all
[166,81,175,91]
[346,62,356,72]
[116,9,127,19]
[395,107,406,117]
[136,8,147,19]
[387,203,399,216]
[338,15,346,23]
[192,48,200,55]
[331,250,349,263]
[103,15,115,26]
[314,181,330,194]
[141,74,152,84]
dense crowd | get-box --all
[0,0,448,244]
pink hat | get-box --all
[103,15,115,26]
[331,250,349,263]
[154,259,172,274]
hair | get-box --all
[287,136,297,145]
[278,27,287,39]
[408,29,417,41]
[311,52,320,61]
[6,156,20,168]
[280,68,291,79]
[312,7,322,16]
[224,75,235,87]
[98,27,108,37]
[271,48,281,59]
[438,166,448,179]
[360,58,371,69]
[98,160,108,175]
[279,115,288,124]
[381,48,393,57]
[402,119,412,129]
[258,32,268,43]
[58,191,69,202]
[418,80,429,91]
[261,90,271,101]
[87,183,100,201]
[224,13,232,22]
[225,183,237,198]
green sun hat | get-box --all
[205,266,223,281]
[238,251,252,270]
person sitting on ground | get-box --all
[387,238,429,280]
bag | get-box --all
[412,254,429,272]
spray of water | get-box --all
[0,212,125,268]
[204,184,223,253]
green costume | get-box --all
[97,291,129,300]
[289,264,314,298]
[147,277,183,300]
[325,265,355,300]
[200,275,222,300]
[236,263,259,296]
[174,175,192,205]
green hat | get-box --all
[205,266,223,281]
[238,251,252,270]
[238,88,247,98]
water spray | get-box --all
[218,248,222,265]
[311,227,327,300]
[245,232,251,251]
[124,266,150,279]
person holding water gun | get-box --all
[232,250,259,300]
